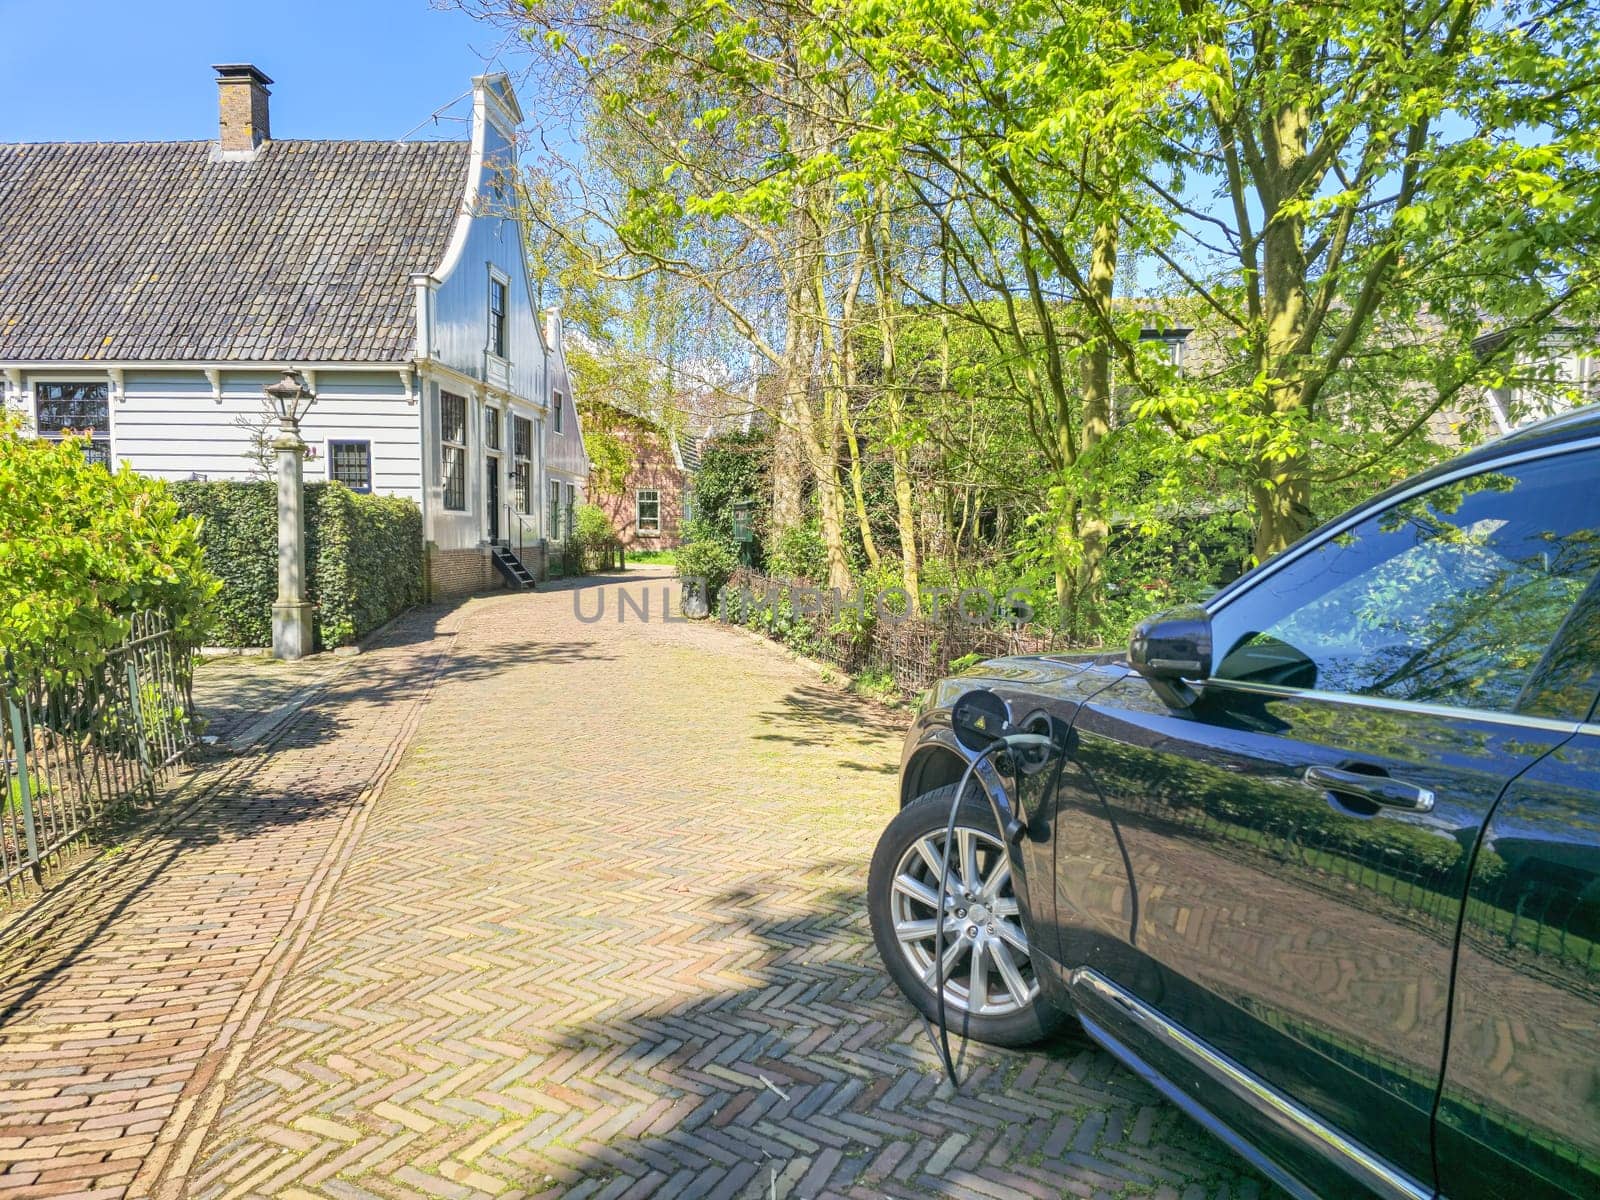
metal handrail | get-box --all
[504,505,540,555]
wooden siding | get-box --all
[72,369,421,499]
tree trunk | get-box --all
[1073,217,1117,637]
[868,189,921,613]
[839,403,882,570]
[1254,95,1315,561]
[814,467,854,592]
[769,364,807,538]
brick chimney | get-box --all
[213,64,272,152]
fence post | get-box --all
[4,691,42,885]
[126,661,156,796]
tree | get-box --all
[834,0,1600,567]
[1129,0,1600,557]
[0,418,217,681]
[829,0,1175,634]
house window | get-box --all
[549,479,564,540]
[565,483,575,536]
[441,391,467,511]
[35,381,111,467]
[328,440,371,493]
[637,488,661,535]
[512,416,532,514]
[485,406,501,451]
[1138,328,1191,369]
[553,389,564,434]
[489,276,508,358]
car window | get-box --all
[1211,448,1600,716]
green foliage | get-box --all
[673,430,773,601]
[574,502,615,546]
[768,519,830,584]
[1,422,218,682]
[500,0,1600,643]
[170,481,422,649]
[549,503,624,578]
[569,502,623,573]
[675,521,739,600]
[627,548,677,564]
[689,428,772,548]
[581,423,633,497]
[849,665,902,705]
[308,485,426,646]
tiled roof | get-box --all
[0,139,470,363]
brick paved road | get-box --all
[0,605,464,1198]
[3,573,1272,1199]
[190,655,346,750]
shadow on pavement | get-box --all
[503,872,1276,1200]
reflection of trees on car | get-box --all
[1216,459,1600,717]
[1080,731,1470,932]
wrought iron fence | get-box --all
[2,612,197,898]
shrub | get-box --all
[171,480,422,648]
[548,503,622,577]
[574,502,614,547]
[768,518,829,583]
[0,423,217,682]
[309,486,426,645]
[573,502,619,571]
[675,524,738,603]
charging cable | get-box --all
[927,730,1058,1088]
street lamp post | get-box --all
[265,369,317,660]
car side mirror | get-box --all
[1129,606,1213,709]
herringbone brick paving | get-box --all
[0,604,464,1198]
[3,572,1274,1199]
[180,574,1269,1200]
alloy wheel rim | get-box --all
[888,824,1038,1017]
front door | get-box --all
[1057,444,1600,1191]
[486,455,500,542]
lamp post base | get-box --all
[272,601,316,660]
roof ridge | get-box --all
[0,137,468,149]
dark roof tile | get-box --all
[0,139,469,363]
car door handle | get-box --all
[1303,766,1435,813]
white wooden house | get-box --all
[0,64,588,597]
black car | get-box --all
[868,405,1600,1200]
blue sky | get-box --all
[0,0,528,143]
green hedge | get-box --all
[171,481,423,649]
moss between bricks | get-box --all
[172,480,424,649]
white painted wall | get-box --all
[99,369,422,499]
[414,76,555,554]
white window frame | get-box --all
[487,268,509,360]
[552,388,564,434]
[636,488,661,535]
[512,414,533,515]
[484,403,502,452]
[440,391,468,511]
[327,439,372,493]
[31,377,113,467]
[548,479,565,540]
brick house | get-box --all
[0,64,588,599]
[584,399,692,549]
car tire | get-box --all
[868,783,1066,1047]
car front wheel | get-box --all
[868,783,1064,1047]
